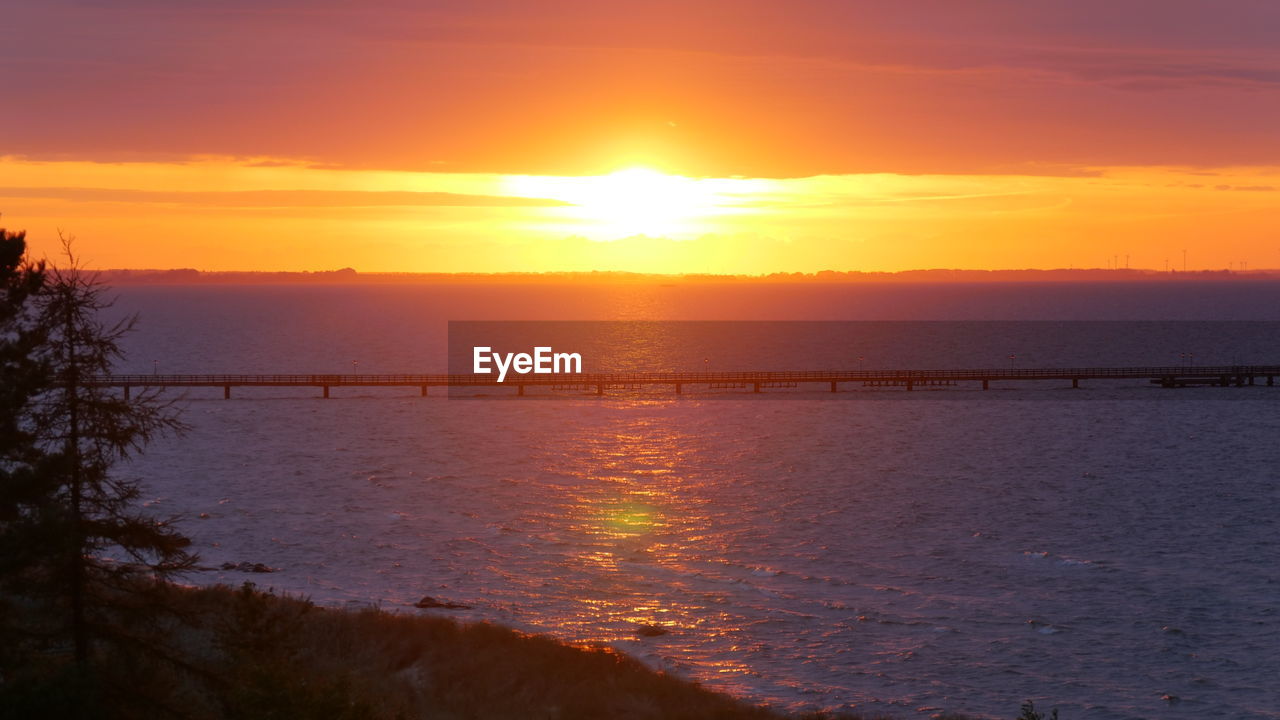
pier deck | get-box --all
[92,366,1280,398]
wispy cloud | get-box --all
[1213,184,1277,192]
[0,187,571,208]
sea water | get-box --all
[109,283,1280,719]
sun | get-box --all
[570,168,706,236]
[503,167,761,239]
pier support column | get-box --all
[1248,376,1255,386]
[224,386,231,399]
[1269,376,1274,386]
[675,383,682,394]
[982,379,989,391]
[1072,378,1079,389]
[323,386,329,399]
[596,383,603,395]
[517,385,524,396]
[906,380,913,391]
[753,382,761,393]
[421,385,428,397]
[830,381,838,393]
[124,386,131,401]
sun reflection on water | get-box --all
[483,405,800,706]
[543,418,721,643]
[596,500,660,539]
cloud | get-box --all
[0,187,571,208]
[1021,50,1280,91]
[1213,184,1277,191]
[4,1,1280,176]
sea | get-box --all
[106,282,1280,720]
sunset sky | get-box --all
[3,1,1279,273]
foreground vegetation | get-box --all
[2,581,982,720]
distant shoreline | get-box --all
[93,267,1280,286]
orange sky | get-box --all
[3,1,1279,273]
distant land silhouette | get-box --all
[95,267,1280,285]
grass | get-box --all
[6,581,982,720]
[192,582,788,720]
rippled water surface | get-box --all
[110,284,1280,719]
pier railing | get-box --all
[88,365,1280,397]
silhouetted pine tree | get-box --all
[0,223,50,676]
[0,233,196,716]
[0,223,47,476]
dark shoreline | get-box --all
[3,581,986,720]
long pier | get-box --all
[93,366,1280,398]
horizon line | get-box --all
[85,266,1280,285]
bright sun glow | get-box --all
[503,167,769,239]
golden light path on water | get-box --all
[533,411,757,682]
